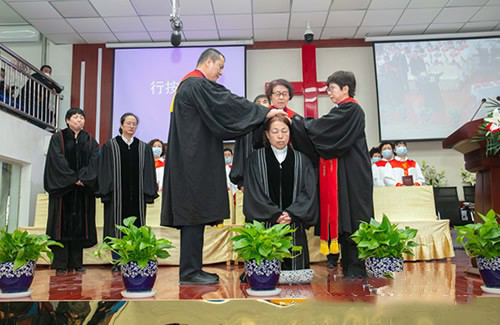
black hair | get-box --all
[378,141,394,152]
[119,113,139,134]
[253,94,267,103]
[369,147,381,158]
[65,107,85,122]
[197,48,225,67]
[149,138,166,157]
[262,114,291,148]
[223,148,233,155]
[394,140,407,147]
[326,70,356,97]
[40,65,52,72]
[265,79,294,103]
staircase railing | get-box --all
[0,43,64,131]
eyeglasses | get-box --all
[272,91,289,98]
[326,87,335,94]
[124,122,137,126]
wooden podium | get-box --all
[443,119,500,215]
[443,119,500,275]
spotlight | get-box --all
[170,0,182,47]
[170,17,182,47]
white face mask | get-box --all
[43,72,51,77]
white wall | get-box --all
[246,47,466,199]
[0,110,52,227]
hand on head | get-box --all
[266,109,291,123]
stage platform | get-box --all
[1,251,498,324]
[8,251,488,303]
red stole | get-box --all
[319,158,339,255]
[318,97,357,255]
[269,106,296,118]
[170,69,206,112]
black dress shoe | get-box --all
[111,264,121,273]
[180,272,219,285]
[200,270,219,280]
[239,272,247,283]
[56,268,67,274]
[327,254,339,269]
[74,267,86,273]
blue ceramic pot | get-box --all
[0,260,36,293]
[245,259,280,291]
[477,256,500,288]
[121,260,158,292]
[365,257,404,278]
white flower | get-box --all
[484,108,500,132]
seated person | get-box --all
[384,140,425,186]
[0,67,16,99]
[370,147,384,187]
[224,148,238,195]
[243,114,318,281]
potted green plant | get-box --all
[95,217,174,298]
[229,221,302,295]
[0,228,62,296]
[351,215,418,279]
[455,209,500,294]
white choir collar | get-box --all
[121,134,135,146]
[395,155,408,162]
[271,145,288,164]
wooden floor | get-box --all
[15,250,486,303]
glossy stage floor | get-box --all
[18,250,490,303]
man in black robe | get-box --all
[161,48,281,285]
[44,107,98,274]
[291,71,373,278]
[98,113,158,271]
[244,115,318,277]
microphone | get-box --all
[470,98,487,121]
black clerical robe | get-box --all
[243,147,318,270]
[229,132,254,188]
[291,98,373,239]
[98,136,158,238]
[44,128,98,247]
[161,71,269,227]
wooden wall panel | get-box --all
[71,44,114,145]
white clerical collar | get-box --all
[271,146,287,164]
[121,135,134,146]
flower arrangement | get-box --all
[474,98,500,157]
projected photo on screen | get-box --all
[112,46,245,143]
[375,37,500,141]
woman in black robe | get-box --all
[97,113,158,271]
[44,107,98,274]
[291,71,373,278]
[244,114,318,275]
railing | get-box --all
[0,43,64,131]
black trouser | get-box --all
[339,233,366,277]
[179,224,205,279]
[51,240,83,269]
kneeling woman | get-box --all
[243,115,318,277]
